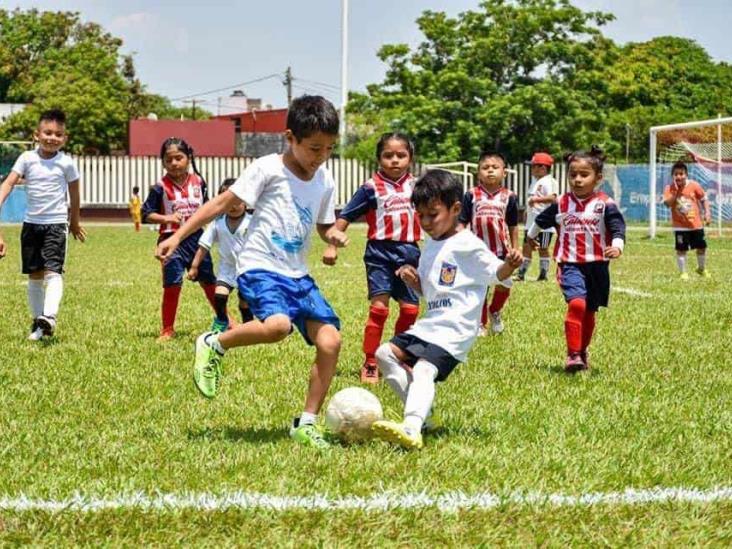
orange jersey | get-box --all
[663,180,705,230]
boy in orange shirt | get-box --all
[662,161,711,280]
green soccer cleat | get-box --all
[696,268,711,279]
[679,272,690,281]
[371,420,424,450]
[289,422,330,450]
[210,318,229,334]
[193,332,223,399]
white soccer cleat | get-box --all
[490,312,504,334]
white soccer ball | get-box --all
[325,387,383,443]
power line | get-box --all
[171,74,281,102]
[292,76,339,91]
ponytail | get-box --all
[565,145,606,174]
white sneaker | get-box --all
[28,327,44,341]
[490,312,504,334]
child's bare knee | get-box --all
[264,315,291,341]
[316,327,341,356]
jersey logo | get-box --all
[439,262,457,286]
[593,202,605,214]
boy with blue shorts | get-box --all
[156,95,348,449]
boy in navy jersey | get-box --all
[527,147,625,372]
[371,170,522,450]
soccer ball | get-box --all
[324,387,383,443]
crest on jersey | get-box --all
[593,201,604,214]
[439,262,457,286]
[192,185,201,199]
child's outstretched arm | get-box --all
[317,223,349,249]
[68,180,86,242]
[0,171,20,212]
[322,218,350,266]
[497,248,523,281]
[156,190,242,263]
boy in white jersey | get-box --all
[156,95,348,450]
[189,178,253,332]
[371,170,522,450]
[516,152,558,281]
[0,109,86,340]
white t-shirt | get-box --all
[11,148,80,224]
[229,154,336,278]
[407,229,511,362]
[526,174,558,232]
[199,214,251,270]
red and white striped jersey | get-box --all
[363,172,421,242]
[157,173,207,234]
[554,192,616,263]
[461,186,517,257]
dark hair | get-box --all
[132,186,140,194]
[39,109,66,125]
[411,169,463,209]
[671,161,688,174]
[160,137,207,192]
[220,178,237,192]
[286,95,339,140]
[376,132,415,160]
[478,150,507,166]
[566,145,606,174]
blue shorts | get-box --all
[364,240,420,304]
[159,231,216,287]
[237,269,340,345]
[557,262,610,312]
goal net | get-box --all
[649,116,732,237]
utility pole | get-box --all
[625,123,631,164]
[183,99,198,119]
[284,66,293,106]
[339,0,349,152]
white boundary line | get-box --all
[613,286,653,298]
[1,487,730,512]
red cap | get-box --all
[530,152,553,166]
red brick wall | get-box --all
[129,119,236,156]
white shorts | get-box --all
[216,260,238,289]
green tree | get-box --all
[346,0,615,164]
[0,9,209,154]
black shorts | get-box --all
[390,333,459,382]
[21,222,67,274]
[674,229,707,252]
[524,229,553,249]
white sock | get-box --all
[697,253,706,271]
[375,343,410,404]
[205,333,226,355]
[43,272,63,318]
[520,257,531,272]
[404,360,438,432]
[299,411,317,426]
[28,279,45,319]
[539,258,550,273]
[676,255,687,273]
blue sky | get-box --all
[8,1,732,111]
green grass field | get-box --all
[0,224,730,545]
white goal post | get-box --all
[649,115,732,238]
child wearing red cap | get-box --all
[516,152,558,281]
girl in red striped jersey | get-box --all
[459,151,519,335]
[527,146,626,372]
[141,138,219,341]
[323,133,421,384]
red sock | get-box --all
[488,287,511,314]
[200,283,218,310]
[134,222,140,232]
[362,304,389,360]
[394,303,419,335]
[162,285,182,333]
[564,298,586,354]
[581,309,596,352]
[480,299,488,327]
